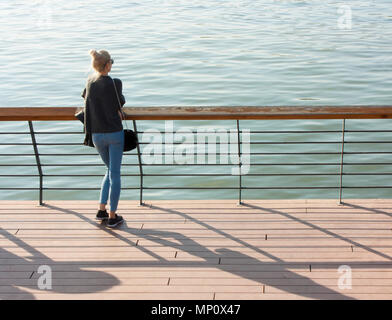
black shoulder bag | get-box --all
[112,79,138,152]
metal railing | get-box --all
[0,106,391,206]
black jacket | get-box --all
[81,75,125,133]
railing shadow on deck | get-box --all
[40,203,358,299]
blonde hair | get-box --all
[89,49,111,73]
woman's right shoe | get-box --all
[107,214,124,228]
[96,210,109,221]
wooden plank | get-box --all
[176,251,391,260]
[10,228,392,237]
[169,278,392,286]
[264,285,392,294]
[214,293,392,300]
[0,285,260,294]
[310,263,392,271]
[0,199,390,207]
[1,245,355,254]
[2,238,391,250]
[25,270,392,280]
[0,224,143,230]
[1,214,391,221]
[0,278,169,286]
[1,283,391,295]
[0,272,32,279]
[0,257,220,265]
[0,264,311,272]
[7,254,390,264]
[0,251,176,260]
[1,106,392,121]
[0,292,214,300]
[3,237,388,248]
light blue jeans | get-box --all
[92,130,124,212]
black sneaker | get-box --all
[96,210,109,221]
[107,214,124,228]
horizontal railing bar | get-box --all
[0,188,41,190]
[1,106,392,121]
[0,188,137,191]
[1,152,392,157]
[2,186,392,191]
[1,187,391,191]
[140,173,392,176]
[0,154,97,156]
[0,175,41,177]
[118,141,392,144]
[4,172,392,177]
[142,186,392,189]
[0,143,82,146]
[1,141,392,147]
[2,173,392,178]
[3,130,392,135]
[109,141,392,144]
[119,130,392,134]
[1,162,392,167]
[48,186,392,190]
[0,132,84,135]
[0,174,139,177]
[0,154,133,156]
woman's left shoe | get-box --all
[96,210,109,221]
[107,214,124,228]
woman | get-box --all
[81,49,125,228]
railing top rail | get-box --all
[1,106,392,121]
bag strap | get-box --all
[112,78,129,129]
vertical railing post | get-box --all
[236,120,242,205]
[132,120,144,206]
[28,121,44,205]
[339,119,346,205]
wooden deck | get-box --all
[0,199,392,300]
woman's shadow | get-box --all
[0,227,120,299]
